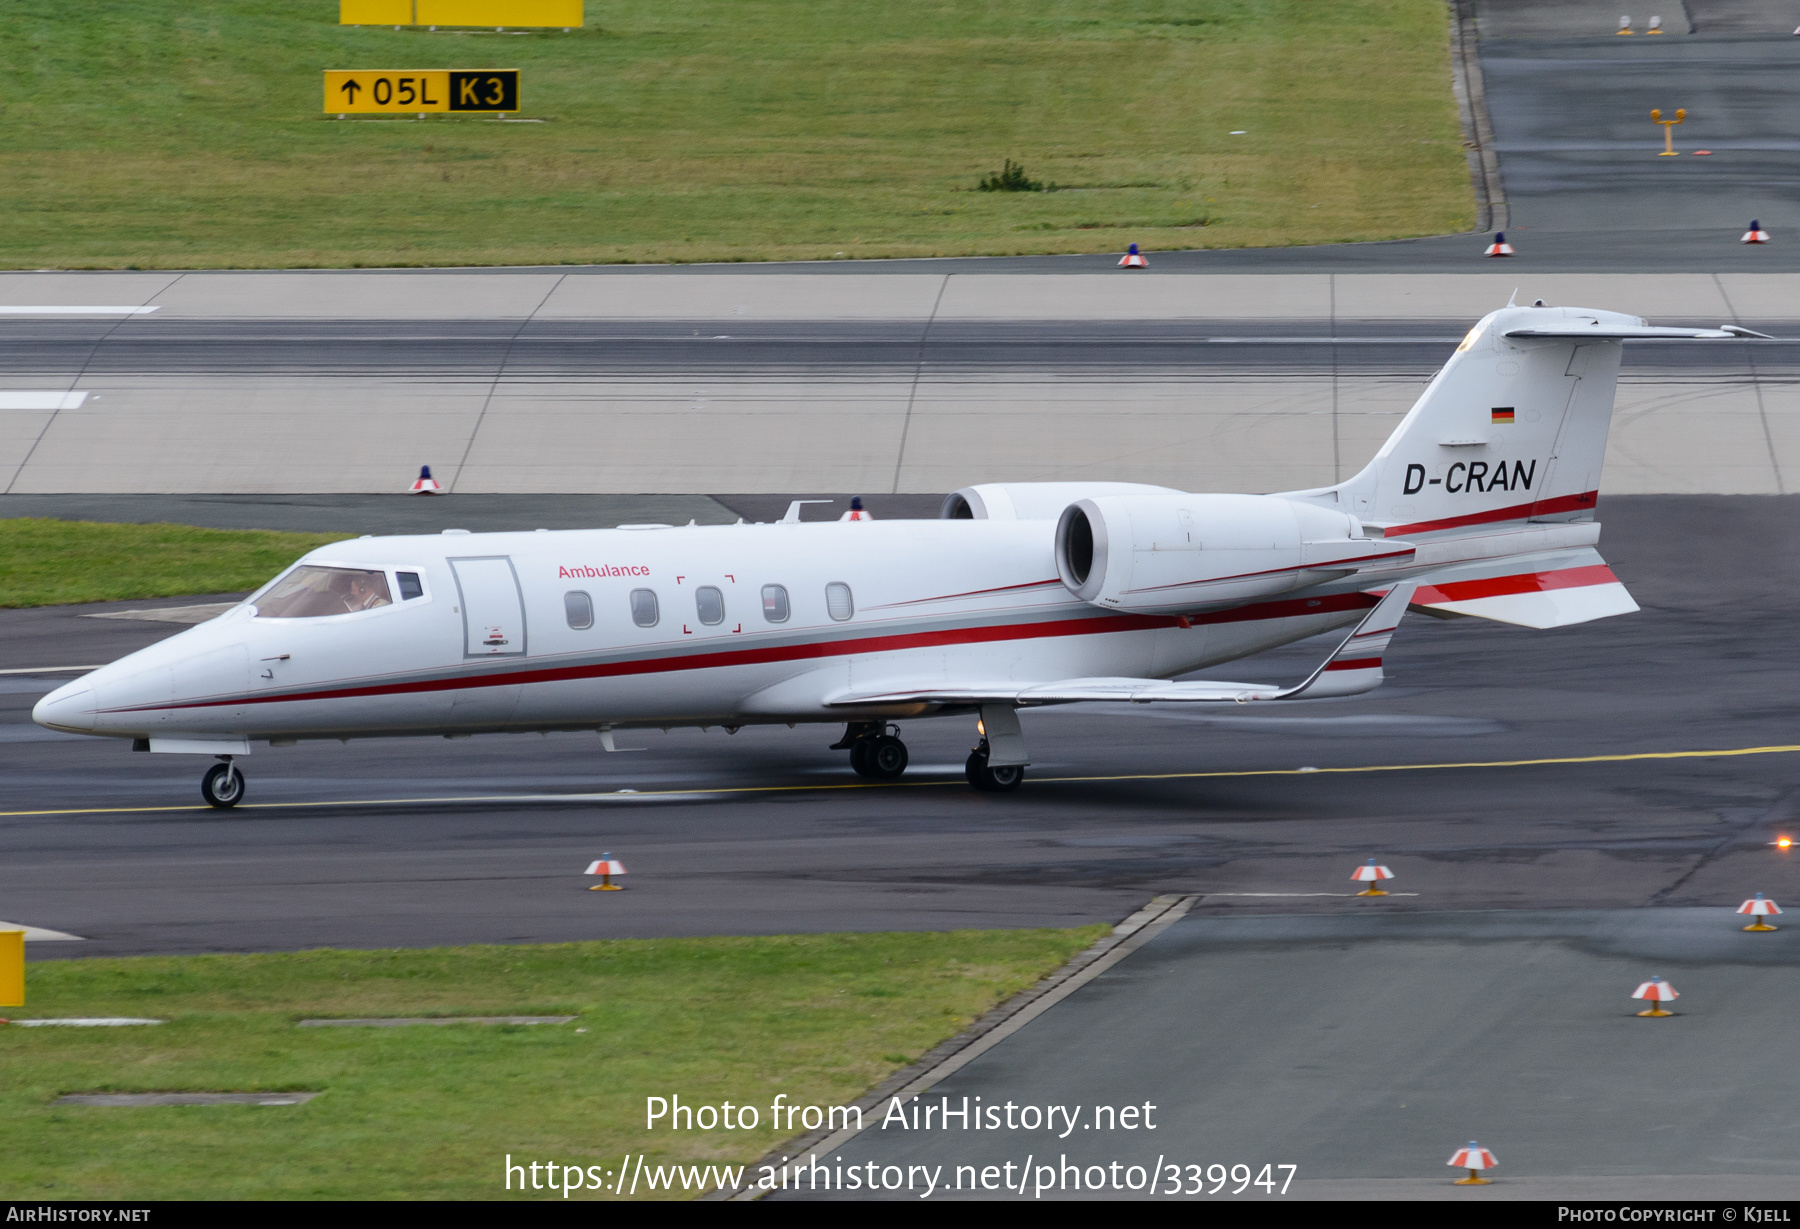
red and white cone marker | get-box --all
[408,465,444,495]
[1352,859,1394,896]
[1448,1141,1498,1185]
[1632,975,1678,1016]
[1118,243,1148,269]
[838,496,874,521]
[1484,232,1514,257]
[1738,893,1783,931]
[1742,220,1771,244]
[585,853,628,891]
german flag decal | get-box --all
[1491,407,1516,424]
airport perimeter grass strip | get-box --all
[0,518,352,608]
[1,0,1472,268]
[0,931,1106,1200]
[12,743,1800,818]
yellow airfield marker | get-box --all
[0,929,23,1008]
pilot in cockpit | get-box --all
[343,573,392,612]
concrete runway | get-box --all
[5,494,1798,963]
[4,281,1798,495]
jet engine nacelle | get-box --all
[1054,493,1406,614]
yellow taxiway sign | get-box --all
[324,69,519,114]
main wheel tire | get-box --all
[849,739,875,777]
[984,762,1025,791]
[964,747,1024,793]
[201,763,246,809]
[866,735,909,779]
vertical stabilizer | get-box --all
[1282,305,1733,538]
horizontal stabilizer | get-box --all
[1411,556,1636,628]
[1501,323,1740,341]
[831,583,1415,708]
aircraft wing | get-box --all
[830,582,1415,708]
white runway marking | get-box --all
[0,306,159,315]
[0,391,88,410]
[0,921,86,940]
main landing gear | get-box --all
[832,722,910,780]
[201,756,246,809]
[965,741,1025,792]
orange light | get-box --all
[1777,837,1794,850]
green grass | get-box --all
[0,518,352,608]
[0,0,1472,268]
[0,930,1104,1199]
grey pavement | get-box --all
[769,909,1800,1200]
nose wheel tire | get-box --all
[965,744,1024,792]
[201,763,246,809]
[850,733,909,779]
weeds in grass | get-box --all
[978,159,1046,193]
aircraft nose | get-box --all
[33,680,97,732]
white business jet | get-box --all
[34,304,1763,806]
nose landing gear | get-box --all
[201,757,246,809]
[834,722,910,780]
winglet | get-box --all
[1275,581,1416,700]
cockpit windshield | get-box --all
[254,566,392,618]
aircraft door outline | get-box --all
[449,556,528,657]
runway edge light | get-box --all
[408,465,444,495]
[1118,243,1148,269]
[1738,893,1782,931]
[1632,974,1678,1016]
[1742,220,1771,244]
[1351,859,1394,896]
[586,852,627,891]
[1484,232,1514,257]
[1448,1141,1497,1185]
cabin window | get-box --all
[696,585,725,626]
[629,588,659,628]
[564,590,593,630]
[255,566,392,618]
[761,584,790,623]
[825,582,854,622]
[396,571,424,601]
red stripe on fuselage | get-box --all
[122,590,1381,713]
[1413,563,1618,605]
[1380,491,1598,538]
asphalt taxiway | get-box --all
[4,494,1797,961]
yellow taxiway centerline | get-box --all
[4,742,1800,818]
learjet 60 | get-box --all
[34,304,1760,805]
